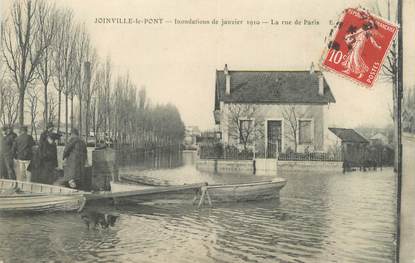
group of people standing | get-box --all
[0,123,88,190]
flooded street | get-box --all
[0,152,396,263]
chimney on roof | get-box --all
[318,74,324,96]
[309,62,315,74]
[224,64,231,95]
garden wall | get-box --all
[277,160,343,172]
[196,159,254,174]
[196,158,343,175]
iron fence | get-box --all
[198,144,253,160]
[198,144,342,161]
[278,152,343,162]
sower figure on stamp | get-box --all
[342,19,382,79]
[12,125,35,182]
[57,128,87,189]
[1,125,17,179]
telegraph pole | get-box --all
[396,0,403,261]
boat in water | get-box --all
[0,174,287,212]
[109,175,287,206]
[0,179,86,213]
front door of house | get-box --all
[267,120,282,158]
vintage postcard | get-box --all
[0,0,412,262]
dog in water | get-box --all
[81,211,119,230]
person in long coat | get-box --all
[31,133,58,184]
[39,122,54,145]
[0,131,7,179]
[13,126,35,181]
[1,126,16,179]
[61,128,87,189]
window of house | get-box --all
[239,119,253,143]
[299,120,312,144]
[215,131,222,140]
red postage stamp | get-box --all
[321,8,398,88]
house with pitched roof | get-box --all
[328,128,376,168]
[213,64,336,157]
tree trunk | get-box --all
[19,90,25,126]
[294,132,297,152]
[70,95,74,130]
[65,93,68,143]
[78,96,82,135]
[93,103,97,147]
[33,121,37,142]
[44,83,48,129]
[85,99,90,141]
[57,90,61,132]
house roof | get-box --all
[370,133,387,140]
[214,70,336,110]
[329,128,369,143]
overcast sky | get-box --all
[1,0,411,130]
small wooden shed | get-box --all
[329,128,369,168]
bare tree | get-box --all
[26,86,40,138]
[138,86,147,110]
[91,64,104,142]
[226,104,264,151]
[103,56,112,133]
[282,105,301,152]
[83,49,98,139]
[47,92,58,125]
[0,79,19,127]
[73,24,90,134]
[35,0,57,129]
[63,35,78,143]
[39,87,58,127]
[281,105,313,152]
[52,8,76,140]
[1,0,53,126]
[0,52,7,124]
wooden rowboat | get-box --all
[203,179,286,202]
[0,179,86,213]
[109,176,287,205]
[105,182,204,205]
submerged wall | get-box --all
[196,159,254,175]
[196,158,342,175]
[277,160,342,172]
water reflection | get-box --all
[0,151,396,263]
[81,210,119,230]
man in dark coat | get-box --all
[39,122,54,145]
[1,126,16,179]
[61,128,87,189]
[32,132,59,184]
[13,125,35,181]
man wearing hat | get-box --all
[1,125,17,179]
[12,125,35,181]
[39,122,54,145]
[60,128,87,189]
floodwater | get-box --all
[0,152,397,263]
